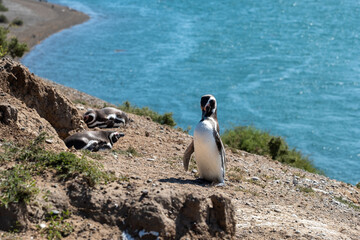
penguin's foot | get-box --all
[212,182,226,187]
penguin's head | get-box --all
[200,94,217,119]
[109,132,125,145]
[83,109,96,124]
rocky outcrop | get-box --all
[0,92,65,148]
[67,180,236,239]
[0,58,82,138]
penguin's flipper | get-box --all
[183,140,194,171]
[213,130,226,177]
[106,119,115,128]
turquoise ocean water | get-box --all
[22,0,360,184]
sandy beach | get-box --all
[1,0,89,50]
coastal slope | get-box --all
[0,58,359,240]
[0,0,359,239]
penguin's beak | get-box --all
[84,115,89,122]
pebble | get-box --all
[39,223,47,229]
[51,210,60,215]
[147,158,155,161]
[114,203,119,208]
[45,139,53,144]
[274,209,281,213]
[192,169,198,174]
[147,179,153,183]
[141,189,149,195]
[76,105,85,110]
[295,230,301,234]
[251,177,260,181]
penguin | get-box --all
[183,94,226,185]
[64,131,124,152]
[83,107,130,128]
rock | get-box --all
[0,58,82,138]
[51,210,60,215]
[192,169,198,174]
[251,177,260,181]
[147,158,155,161]
[0,103,18,124]
[39,223,47,229]
[76,105,85,110]
[45,139,53,144]
[141,189,149,195]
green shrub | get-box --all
[11,18,23,26]
[0,14,8,23]
[41,210,73,240]
[221,126,320,174]
[221,126,271,156]
[0,133,115,187]
[356,182,360,189]
[119,101,176,127]
[0,0,8,12]
[0,164,39,208]
[0,26,28,58]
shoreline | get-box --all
[2,0,89,50]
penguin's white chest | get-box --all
[194,120,223,182]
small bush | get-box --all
[0,0,8,12]
[41,210,73,239]
[0,133,115,187]
[356,182,360,189]
[0,164,39,208]
[7,37,28,57]
[0,14,8,23]
[11,18,23,26]
[298,186,314,193]
[221,126,320,174]
[0,26,28,58]
[119,101,176,127]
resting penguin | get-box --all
[64,131,124,152]
[84,107,129,128]
[183,94,226,185]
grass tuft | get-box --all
[298,186,314,193]
[227,167,245,182]
[334,196,360,211]
[0,164,39,208]
[0,14,8,23]
[221,126,320,174]
[0,133,115,187]
[40,210,73,240]
[118,101,176,127]
[11,18,23,26]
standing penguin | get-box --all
[64,131,124,151]
[183,94,226,185]
[84,107,130,128]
